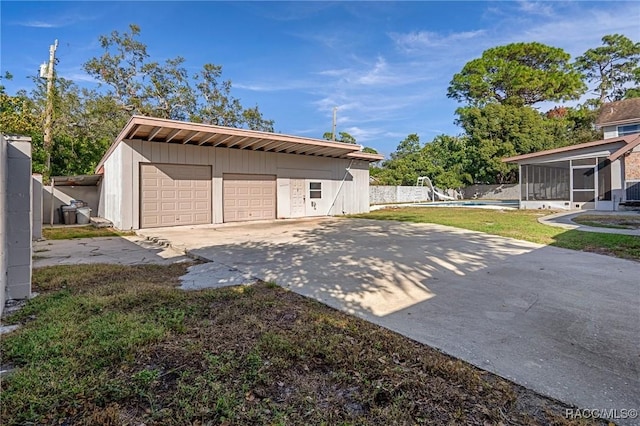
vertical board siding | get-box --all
[102,144,123,229]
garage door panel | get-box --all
[143,190,159,200]
[223,174,276,222]
[140,164,212,229]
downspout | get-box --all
[328,159,354,215]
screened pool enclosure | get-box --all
[520,158,611,207]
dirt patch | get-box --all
[573,214,640,230]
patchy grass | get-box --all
[355,208,640,261]
[0,264,598,425]
[42,226,134,240]
[572,214,640,230]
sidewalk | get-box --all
[539,211,640,236]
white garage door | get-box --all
[140,164,211,228]
[223,174,276,222]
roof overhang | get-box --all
[503,133,640,164]
[595,118,640,128]
[96,116,383,172]
[51,174,102,186]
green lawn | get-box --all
[42,226,134,240]
[355,208,640,261]
[0,264,594,425]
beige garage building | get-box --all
[96,116,382,230]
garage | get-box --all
[223,174,276,222]
[97,116,382,230]
[140,163,211,228]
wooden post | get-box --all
[43,40,58,177]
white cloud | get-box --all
[15,13,97,28]
[63,72,98,84]
[390,29,486,52]
[234,81,311,92]
[317,68,351,77]
[517,1,555,17]
[342,126,384,143]
[18,20,58,28]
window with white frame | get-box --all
[309,182,322,199]
[618,124,640,136]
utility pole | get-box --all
[331,107,337,141]
[43,39,58,177]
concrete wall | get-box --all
[462,184,520,200]
[369,184,518,204]
[102,140,371,230]
[369,186,433,204]
[0,134,7,314]
[32,175,42,239]
[42,184,100,224]
[1,134,33,314]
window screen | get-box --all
[309,182,322,199]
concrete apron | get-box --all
[139,218,640,423]
[32,236,191,268]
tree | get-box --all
[454,103,593,184]
[27,74,120,178]
[84,24,149,114]
[390,133,421,159]
[422,135,473,188]
[0,73,39,136]
[448,42,586,107]
[575,34,640,103]
[242,106,274,132]
[373,133,473,188]
[85,24,274,130]
[141,57,195,120]
[322,131,357,144]
[362,146,378,154]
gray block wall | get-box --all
[1,134,33,315]
[462,184,519,200]
[32,174,42,239]
[42,185,100,224]
[370,184,520,205]
[370,186,433,204]
[0,135,7,314]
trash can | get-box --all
[61,205,77,225]
[76,207,92,225]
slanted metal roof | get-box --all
[96,116,383,172]
[51,174,102,186]
[503,133,640,163]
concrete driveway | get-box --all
[139,218,640,418]
[33,236,189,268]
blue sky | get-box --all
[1,1,639,156]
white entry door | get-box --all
[290,179,306,217]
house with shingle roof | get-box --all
[504,98,640,211]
